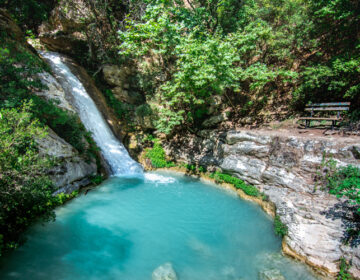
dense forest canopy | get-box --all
[2,1,359,133]
[115,0,360,133]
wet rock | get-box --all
[37,72,76,113]
[259,269,285,280]
[152,263,177,280]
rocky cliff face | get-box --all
[37,128,97,194]
[162,130,360,278]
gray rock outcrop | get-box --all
[37,128,96,194]
[163,130,360,278]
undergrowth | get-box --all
[209,171,260,197]
[145,139,175,168]
[274,215,288,237]
[317,157,360,246]
[338,257,353,280]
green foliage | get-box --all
[274,215,288,237]
[185,164,197,172]
[103,89,131,120]
[50,191,79,207]
[30,96,89,153]
[135,104,152,117]
[210,171,260,197]
[317,157,360,245]
[116,0,360,130]
[119,1,241,133]
[0,38,47,109]
[0,103,55,255]
[0,0,56,32]
[338,257,353,280]
[145,140,175,168]
[90,175,105,185]
[327,165,360,213]
[0,34,99,157]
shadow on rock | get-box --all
[321,201,360,247]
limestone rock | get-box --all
[37,129,97,194]
[352,145,360,159]
[207,95,224,115]
[226,131,271,145]
[221,155,267,185]
[37,128,76,158]
[102,65,133,87]
[163,129,360,277]
[202,112,228,127]
[38,0,91,55]
[112,87,143,105]
[152,263,177,280]
[37,72,76,113]
[223,141,269,158]
[39,32,87,56]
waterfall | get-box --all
[40,51,143,177]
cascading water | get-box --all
[40,51,143,176]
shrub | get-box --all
[317,158,360,246]
[327,165,360,212]
[103,89,131,120]
[145,140,175,168]
[0,103,55,255]
[338,257,353,280]
[210,171,260,197]
[274,215,288,237]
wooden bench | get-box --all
[299,102,350,128]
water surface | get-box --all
[0,172,318,280]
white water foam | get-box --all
[144,173,176,184]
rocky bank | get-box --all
[159,129,360,278]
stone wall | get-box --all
[163,129,360,278]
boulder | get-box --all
[37,129,97,194]
[39,32,88,56]
[202,112,228,127]
[152,263,177,280]
[112,87,143,105]
[102,65,133,87]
